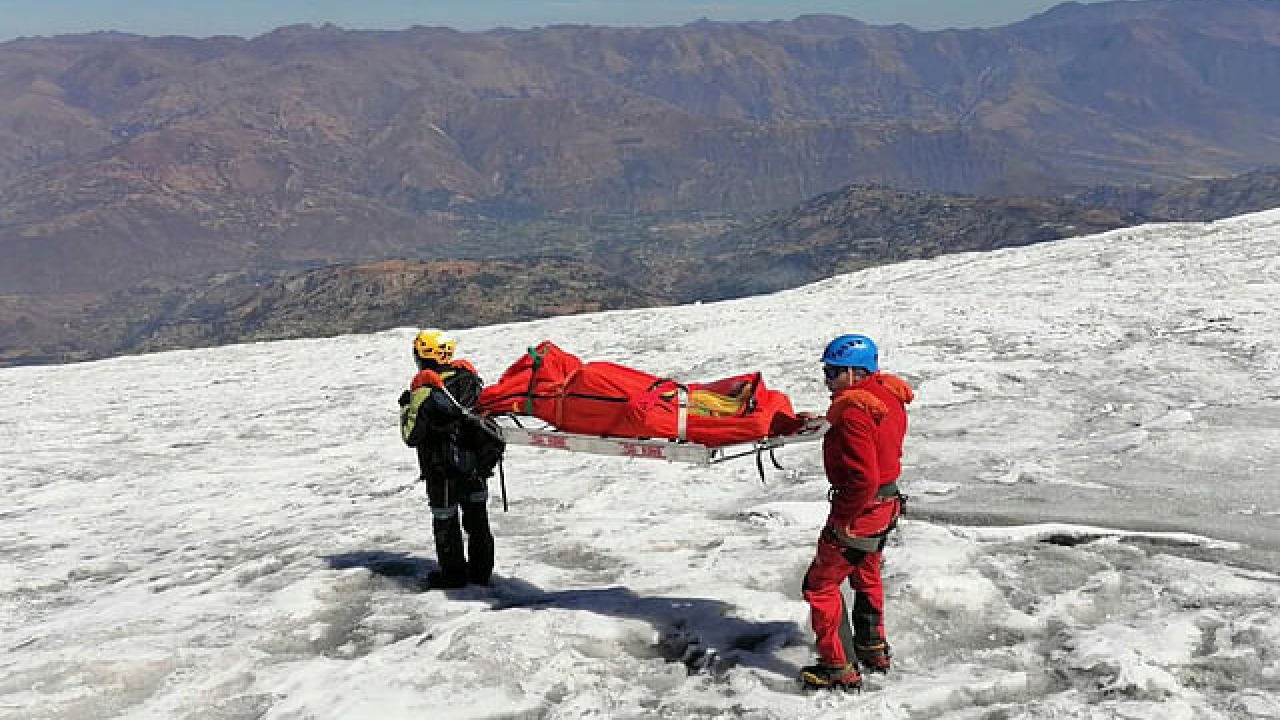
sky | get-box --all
[0,0,1118,41]
[2,209,1278,718]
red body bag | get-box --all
[477,341,802,447]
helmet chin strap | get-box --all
[416,355,445,370]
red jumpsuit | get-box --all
[803,372,912,666]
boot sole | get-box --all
[800,672,862,692]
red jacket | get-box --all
[822,372,913,535]
[864,373,913,481]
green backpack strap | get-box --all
[523,345,544,415]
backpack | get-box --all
[448,413,506,479]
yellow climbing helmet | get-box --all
[412,328,455,364]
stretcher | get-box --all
[494,413,829,481]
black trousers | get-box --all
[426,471,494,584]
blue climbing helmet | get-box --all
[821,334,879,373]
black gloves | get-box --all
[398,389,411,407]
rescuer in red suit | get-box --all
[800,333,913,691]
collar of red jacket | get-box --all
[876,372,914,404]
[411,368,444,391]
[827,377,888,423]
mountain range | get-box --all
[4,0,1280,364]
[7,168,1280,367]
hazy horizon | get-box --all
[0,0,1119,42]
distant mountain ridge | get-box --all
[1068,167,1280,221]
[5,0,1280,297]
[6,168,1280,367]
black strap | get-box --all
[498,459,508,513]
[876,481,899,498]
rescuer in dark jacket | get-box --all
[399,329,494,589]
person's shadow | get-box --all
[324,550,804,680]
[326,550,434,587]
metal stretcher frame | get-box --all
[494,415,829,481]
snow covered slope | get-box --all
[2,210,1278,718]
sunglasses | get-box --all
[823,365,847,380]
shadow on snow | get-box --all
[323,550,804,679]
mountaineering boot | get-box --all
[855,641,892,674]
[466,560,493,587]
[800,661,862,691]
[426,570,467,589]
